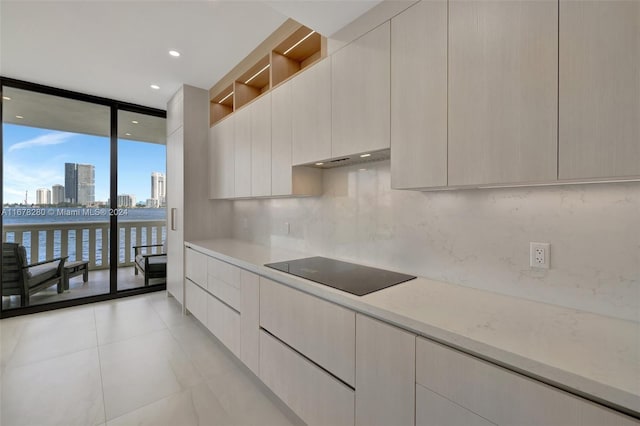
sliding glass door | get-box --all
[116,109,167,291]
[1,79,166,316]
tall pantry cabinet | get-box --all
[166,85,217,304]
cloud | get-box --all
[8,132,75,152]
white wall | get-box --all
[231,160,640,322]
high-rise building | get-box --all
[52,184,65,205]
[77,164,95,205]
[65,163,95,205]
[64,163,78,204]
[151,172,166,207]
[117,194,136,208]
[36,188,51,205]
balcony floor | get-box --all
[1,266,163,310]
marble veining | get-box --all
[228,160,640,322]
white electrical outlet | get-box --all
[530,242,550,269]
[284,222,290,235]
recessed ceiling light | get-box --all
[125,133,131,136]
[315,162,324,166]
[150,84,160,90]
[15,115,23,119]
[359,168,367,171]
[131,120,139,124]
[2,96,11,101]
[360,153,371,158]
[169,50,180,57]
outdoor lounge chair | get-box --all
[1,242,67,307]
[133,243,167,286]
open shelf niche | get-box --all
[210,84,234,124]
[209,20,325,127]
[234,55,270,109]
[271,27,322,87]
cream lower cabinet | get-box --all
[183,247,249,362]
[416,337,639,426]
[184,279,207,326]
[259,330,355,426]
[184,247,207,288]
[416,383,496,426]
[355,314,415,426]
[207,295,240,357]
[259,277,356,386]
[239,270,259,375]
[206,256,240,310]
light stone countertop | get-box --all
[186,238,640,417]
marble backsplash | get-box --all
[229,160,640,322]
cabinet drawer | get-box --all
[416,383,495,426]
[185,248,207,288]
[416,337,638,426]
[185,279,207,326]
[206,295,240,357]
[260,277,356,386]
[259,330,355,426]
[240,270,260,375]
[207,257,241,310]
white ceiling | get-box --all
[0,0,381,111]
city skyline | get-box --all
[2,123,166,205]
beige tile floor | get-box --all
[0,292,304,426]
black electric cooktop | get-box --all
[265,256,416,296]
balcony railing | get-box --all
[2,220,166,270]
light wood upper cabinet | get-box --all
[271,82,294,196]
[208,116,235,199]
[559,0,640,180]
[390,0,448,189]
[292,57,332,165]
[448,0,558,186]
[250,94,272,197]
[234,106,252,197]
[332,22,391,158]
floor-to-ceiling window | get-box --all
[1,79,166,317]
[117,110,167,291]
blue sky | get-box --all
[3,124,166,204]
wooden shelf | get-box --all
[209,20,326,127]
[272,27,322,87]
[210,84,234,125]
[235,55,270,109]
